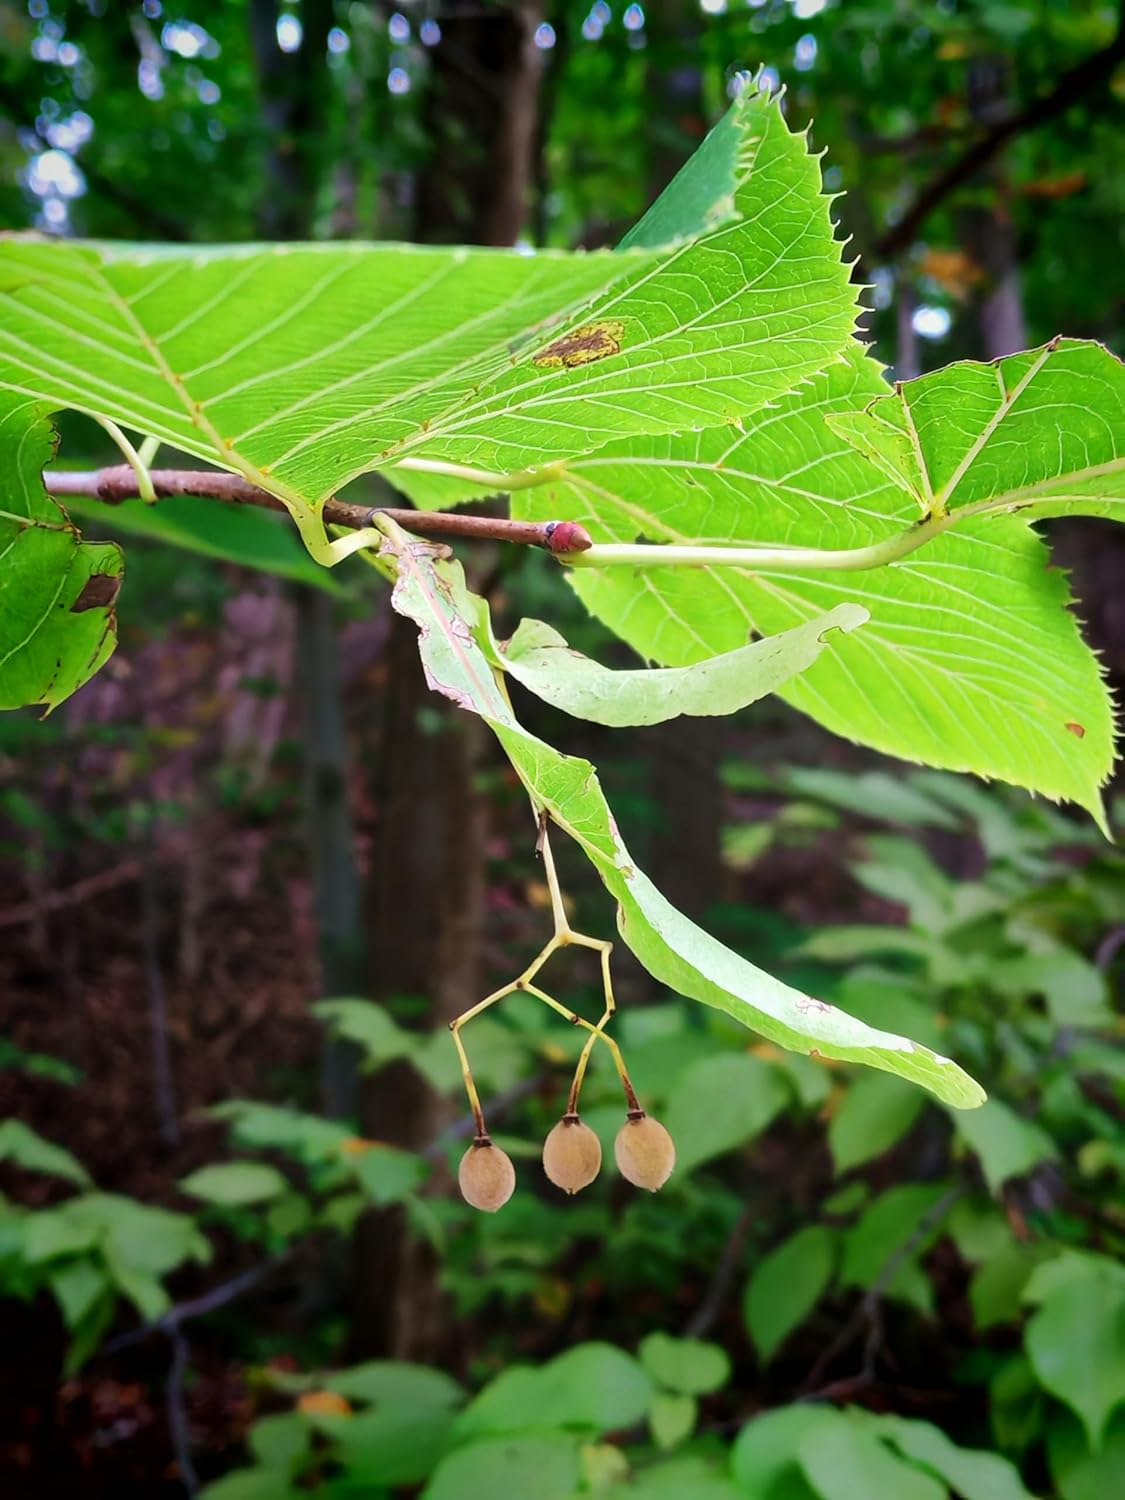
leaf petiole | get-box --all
[91,416,158,505]
[395,456,568,492]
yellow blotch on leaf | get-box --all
[533,320,626,369]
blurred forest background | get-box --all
[1,2,1124,1498]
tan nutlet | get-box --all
[542,1114,602,1194]
[614,1112,675,1191]
[458,1137,516,1212]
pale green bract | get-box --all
[486,604,868,726]
[371,514,984,1109]
[514,343,1116,825]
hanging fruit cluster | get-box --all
[450,816,675,1212]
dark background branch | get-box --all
[875,6,1125,259]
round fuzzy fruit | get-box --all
[458,1138,516,1212]
[614,1113,675,1191]
[542,1115,602,1194]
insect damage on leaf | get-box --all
[70,573,121,613]
[533,320,626,369]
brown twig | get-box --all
[166,1329,200,1497]
[0,858,144,929]
[43,467,592,554]
[798,1183,965,1398]
[875,6,1125,260]
[683,1202,753,1339]
[140,820,180,1149]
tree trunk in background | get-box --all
[644,0,706,204]
[414,0,543,245]
[246,4,367,1124]
[248,0,334,238]
[643,2,725,926]
[354,618,488,1360]
[294,588,367,1120]
[649,719,726,921]
[353,1,545,1361]
[894,273,920,382]
[960,55,1027,359]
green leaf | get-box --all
[0,396,121,711]
[69,1192,210,1276]
[102,1251,171,1323]
[799,1419,947,1500]
[0,91,857,509]
[970,1246,1052,1331]
[209,1101,352,1164]
[744,1224,838,1363]
[1024,1256,1125,1448]
[1023,1249,1125,1304]
[64,493,342,592]
[797,926,934,964]
[265,1193,312,1241]
[638,1332,730,1395]
[457,1344,652,1440]
[989,1354,1046,1456]
[580,1442,630,1491]
[516,343,1114,824]
[947,1199,1017,1263]
[827,339,1125,526]
[601,1456,743,1499]
[372,518,985,1109]
[47,1258,109,1331]
[989,945,1110,1026]
[864,1413,1038,1500]
[828,1072,926,1173]
[349,1146,428,1205]
[951,1099,1057,1195]
[730,1405,844,1500]
[0,1039,81,1084]
[248,1413,311,1473]
[849,836,955,933]
[490,606,867,727]
[782,767,964,830]
[312,999,409,1064]
[1048,1411,1125,1500]
[180,1161,290,1207]
[0,1119,91,1186]
[314,1406,456,1486]
[22,1207,101,1262]
[830,968,944,1053]
[839,1183,952,1315]
[664,1053,790,1171]
[324,1361,464,1410]
[199,1472,296,1500]
[60,1288,116,1378]
[425,1434,580,1500]
[649,1392,697,1450]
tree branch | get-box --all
[166,1329,200,1497]
[682,1202,753,1339]
[798,1183,965,1398]
[43,466,592,554]
[875,10,1125,260]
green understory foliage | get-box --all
[2,778,1122,1498]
